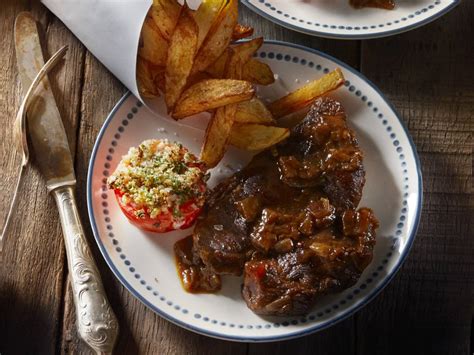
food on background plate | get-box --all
[175,97,379,316]
[349,0,395,10]
[107,139,207,233]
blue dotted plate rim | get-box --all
[87,40,423,342]
[241,0,460,39]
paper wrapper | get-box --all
[41,0,203,120]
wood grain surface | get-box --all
[0,1,472,354]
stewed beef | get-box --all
[243,208,378,315]
[175,97,379,316]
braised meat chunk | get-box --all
[175,236,221,293]
[349,0,395,10]
[277,97,365,211]
[243,208,378,316]
[177,97,379,316]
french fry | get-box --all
[185,71,213,89]
[243,58,275,85]
[138,15,169,67]
[268,68,345,118]
[165,5,199,110]
[225,48,243,80]
[200,104,237,168]
[172,79,254,119]
[137,57,160,98]
[235,98,275,124]
[229,123,290,150]
[278,106,312,128]
[149,0,182,40]
[231,37,263,65]
[192,0,238,73]
[194,0,227,49]
[152,64,166,93]
[232,24,254,41]
[200,51,243,167]
[204,52,228,78]
[204,38,262,78]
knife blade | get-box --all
[14,12,119,354]
[14,12,76,191]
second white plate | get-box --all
[241,0,459,39]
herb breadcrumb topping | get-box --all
[107,139,207,219]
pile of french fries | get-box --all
[137,0,345,168]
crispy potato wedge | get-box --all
[200,51,245,167]
[268,68,345,118]
[193,0,238,73]
[229,123,290,150]
[235,98,275,124]
[194,0,227,49]
[232,24,254,41]
[152,64,166,93]
[200,103,237,168]
[278,106,312,128]
[225,48,243,79]
[243,58,275,85]
[137,57,160,98]
[204,38,262,78]
[204,50,229,78]
[232,37,263,65]
[185,71,213,89]
[173,79,254,119]
[165,5,199,110]
[138,15,169,66]
[149,0,181,40]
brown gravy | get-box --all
[174,236,221,293]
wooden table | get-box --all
[1,1,472,354]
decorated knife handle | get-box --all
[53,186,119,354]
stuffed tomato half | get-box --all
[107,139,207,233]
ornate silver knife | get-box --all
[14,12,119,354]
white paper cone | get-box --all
[42,0,151,98]
[41,0,203,101]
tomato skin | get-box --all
[114,188,204,233]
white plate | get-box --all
[87,41,422,342]
[241,0,459,39]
